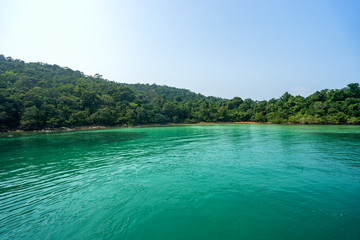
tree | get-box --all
[20,106,40,129]
[0,54,359,130]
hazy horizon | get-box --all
[1,0,359,100]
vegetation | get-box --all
[0,55,359,130]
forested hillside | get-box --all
[0,55,359,130]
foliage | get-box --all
[0,55,359,130]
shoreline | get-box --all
[2,121,358,134]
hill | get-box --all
[0,55,359,130]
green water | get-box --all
[1,124,360,239]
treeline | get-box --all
[0,55,359,130]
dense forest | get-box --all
[0,55,359,130]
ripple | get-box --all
[1,125,360,239]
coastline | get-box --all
[1,122,267,134]
[2,121,358,134]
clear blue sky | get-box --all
[1,0,359,100]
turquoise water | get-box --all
[1,124,360,239]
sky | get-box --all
[0,0,359,100]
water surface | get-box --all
[1,124,360,239]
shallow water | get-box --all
[1,124,360,239]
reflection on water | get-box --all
[311,131,360,140]
[0,125,360,240]
[0,130,145,193]
[1,130,145,149]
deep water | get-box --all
[1,124,360,239]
